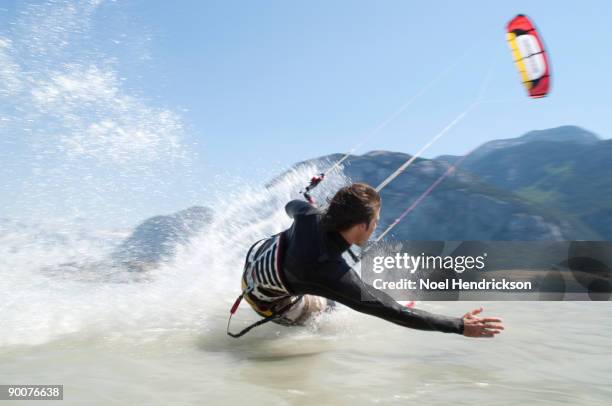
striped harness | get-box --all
[227,232,302,338]
[242,233,291,312]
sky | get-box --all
[135,0,612,163]
[1,0,611,227]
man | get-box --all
[234,183,504,338]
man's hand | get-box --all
[462,307,504,338]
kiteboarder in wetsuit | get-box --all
[228,183,504,338]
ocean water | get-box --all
[1,172,611,405]
[1,299,611,405]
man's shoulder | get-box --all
[285,199,321,218]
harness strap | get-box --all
[226,294,303,338]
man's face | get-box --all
[357,207,380,246]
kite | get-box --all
[506,14,551,98]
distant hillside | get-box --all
[437,126,599,165]
[119,125,609,257]
[450,125,612,239]
[283,144,598,240]
[112,206,212,268]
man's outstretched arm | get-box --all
[302,262,504,337]
[301,262,464,334]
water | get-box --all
[1,173,611,405]
[1,300,611,405]
[1,2,611,405]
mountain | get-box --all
[112,206,212,269]
[466,125,598,163]
[111,125,609,263]
[284,146,597,240]
[451,126,612,239]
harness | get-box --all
[226,232,303,338]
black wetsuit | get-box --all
[280,199,464,334]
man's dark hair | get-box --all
[321,183,381,232]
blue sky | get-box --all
[1,0,611,227]
[133,0,612,166]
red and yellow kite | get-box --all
[506,14,551,98]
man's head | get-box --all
[322,183,381,246]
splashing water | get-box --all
[0,160,351,348]
[1,0,190,226]
[0,0,352,350]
